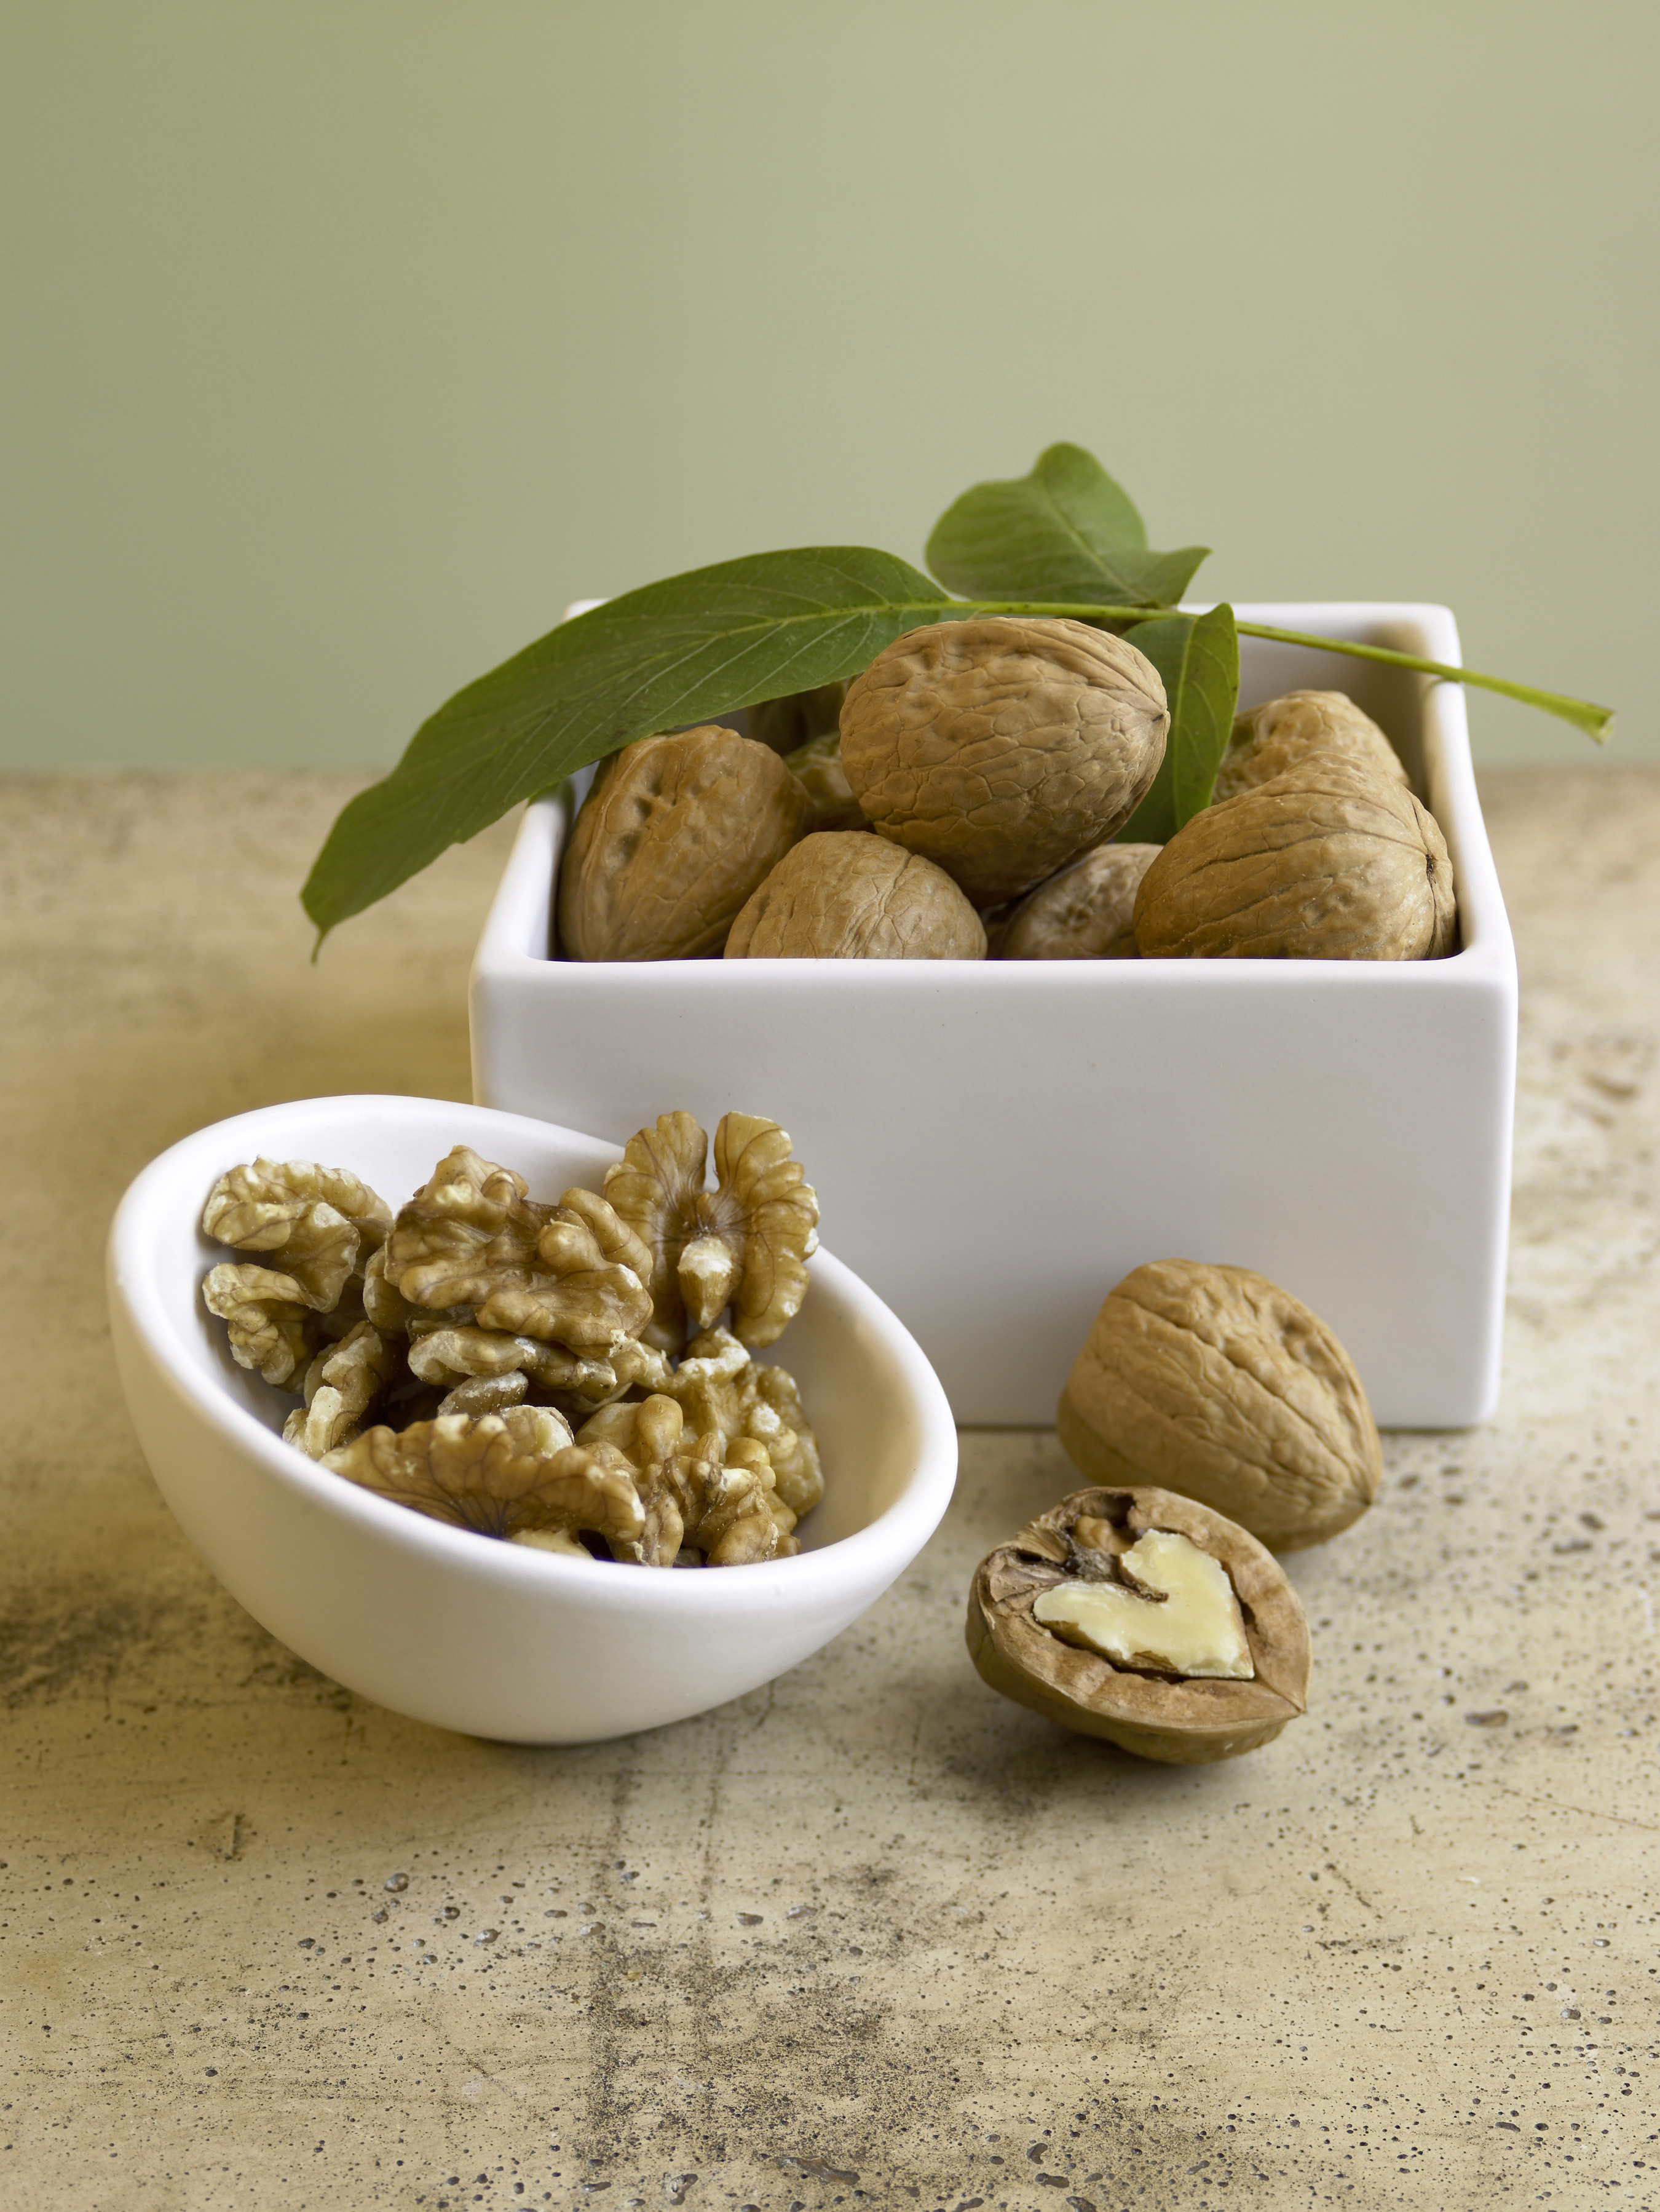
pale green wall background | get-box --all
[4,0,1655,772]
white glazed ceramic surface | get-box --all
[470,607,1518,1430]
[107,1095,958,1743]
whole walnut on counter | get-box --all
[724,831,986,959]
[995,841,1161,960]
[1212,689,1408,804]
[1133,759,1456,961]
[839,617,1168,905]
[1057,1259,1382,1551]
[558,726,812,962]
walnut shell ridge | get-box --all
[966,1486,1311,1763]
[1057,1259,1382,1552]
[839,617,1168,906]
[558,726,812,962]
[724,832,986,959]
[1133,760,1456,960]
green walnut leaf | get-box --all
[301,545,960,940]
[1115,603,1241,846]
[925,442,1211,612]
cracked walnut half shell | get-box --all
[967,1486,1311,1762]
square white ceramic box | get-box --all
[470,605,1517,1430]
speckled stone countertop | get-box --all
[2,769,1657,2210]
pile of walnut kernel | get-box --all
[199,1112,824,1566]
[556,617,1456,964]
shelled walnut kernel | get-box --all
[199,1111,824,1568]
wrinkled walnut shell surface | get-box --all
[840,617,1168,905]
[558,726,812,962]
[1212,689,1409,805]
[725,832,986,959]
[1132,761,1456,960]
[966,1486,1311,1762]
[1057,1259,1381,1551]
[995,841,1161,959]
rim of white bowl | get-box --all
[108,1095,959,1605]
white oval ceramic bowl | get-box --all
[107,1095,958,1743]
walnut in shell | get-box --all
[1212,689,1408,805]
[724,831,986,959]
[967,1487,1310,1762]
[558,726,813,962]
[750,681,848,756]
[1057,1259,1381,1551]
[1132,761,1456,960]
[995,841,1161,959]
[839,617,1168,905]
[602,1112,818,1350]
[783,731,867,833]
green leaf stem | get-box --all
[1230,620,1615,745]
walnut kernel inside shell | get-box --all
[967,1486,1310,1764]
